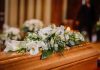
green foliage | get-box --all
[25,33,42,41]
[41,33,65,59]
[65,33,83,47]
[23,27,30,32]
[41,48,53,59]
[16,48,27,53]
[57,41,65,52]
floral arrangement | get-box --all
[24,25,85,59]
[3,19,85,59]
[0,24,21,40]
[23,19,43,32]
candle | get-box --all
[66,27,71,32]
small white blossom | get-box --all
[56,26,65,35]
[4,40,25,52]
[65,34,69,40]
[38,41,48,50]
[3,23,9,32]
[23,19,43,32]
[3,27,21,40]
[54,44,58,51]
[5,27,20,35]
[75,32,85,41]
[26,41,39,55]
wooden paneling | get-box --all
[36,0,42,20]
[51,0,63,26]
[43,0,52,26]
[24,0,28,21]
[62,0,68,19]
[19,0,25,28]
[27,0,35,20]
[4,0,68,27]
[67,0,82,19]
[9,0,18,27]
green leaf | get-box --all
[57,46,64,52]
[41,48,53,59]
[23,27,29,32]
[25,33,42,41]
[16,48,27,53]
[57,41,65,52]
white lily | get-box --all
[26,41,39,55]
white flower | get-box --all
[38,26,52,40]
[24,21,30,27]
[4,40,24,52]
[79,34,85,41]
[5,27,20,35]
[56,26,65,35]
[65,34,69,40]
[3,27,21,40]
[50,38,54,46]
[75,32,80,39]
[29,48,39,55]
[26,41,38,49]
[39,27,52,35]
[26,41,48,55]
[59,35,65,40]
[29,25,34,31]
[23,19,43,32]
[54,44,58,51]
[3,23,9,32]
[26,41,39,55]
[51,24,56,29]
[37,41,48,50]
[74,32,85,41]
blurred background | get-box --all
[0,0,100,42]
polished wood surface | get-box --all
[0,44,99,70]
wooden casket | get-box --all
[0,43,100,70]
